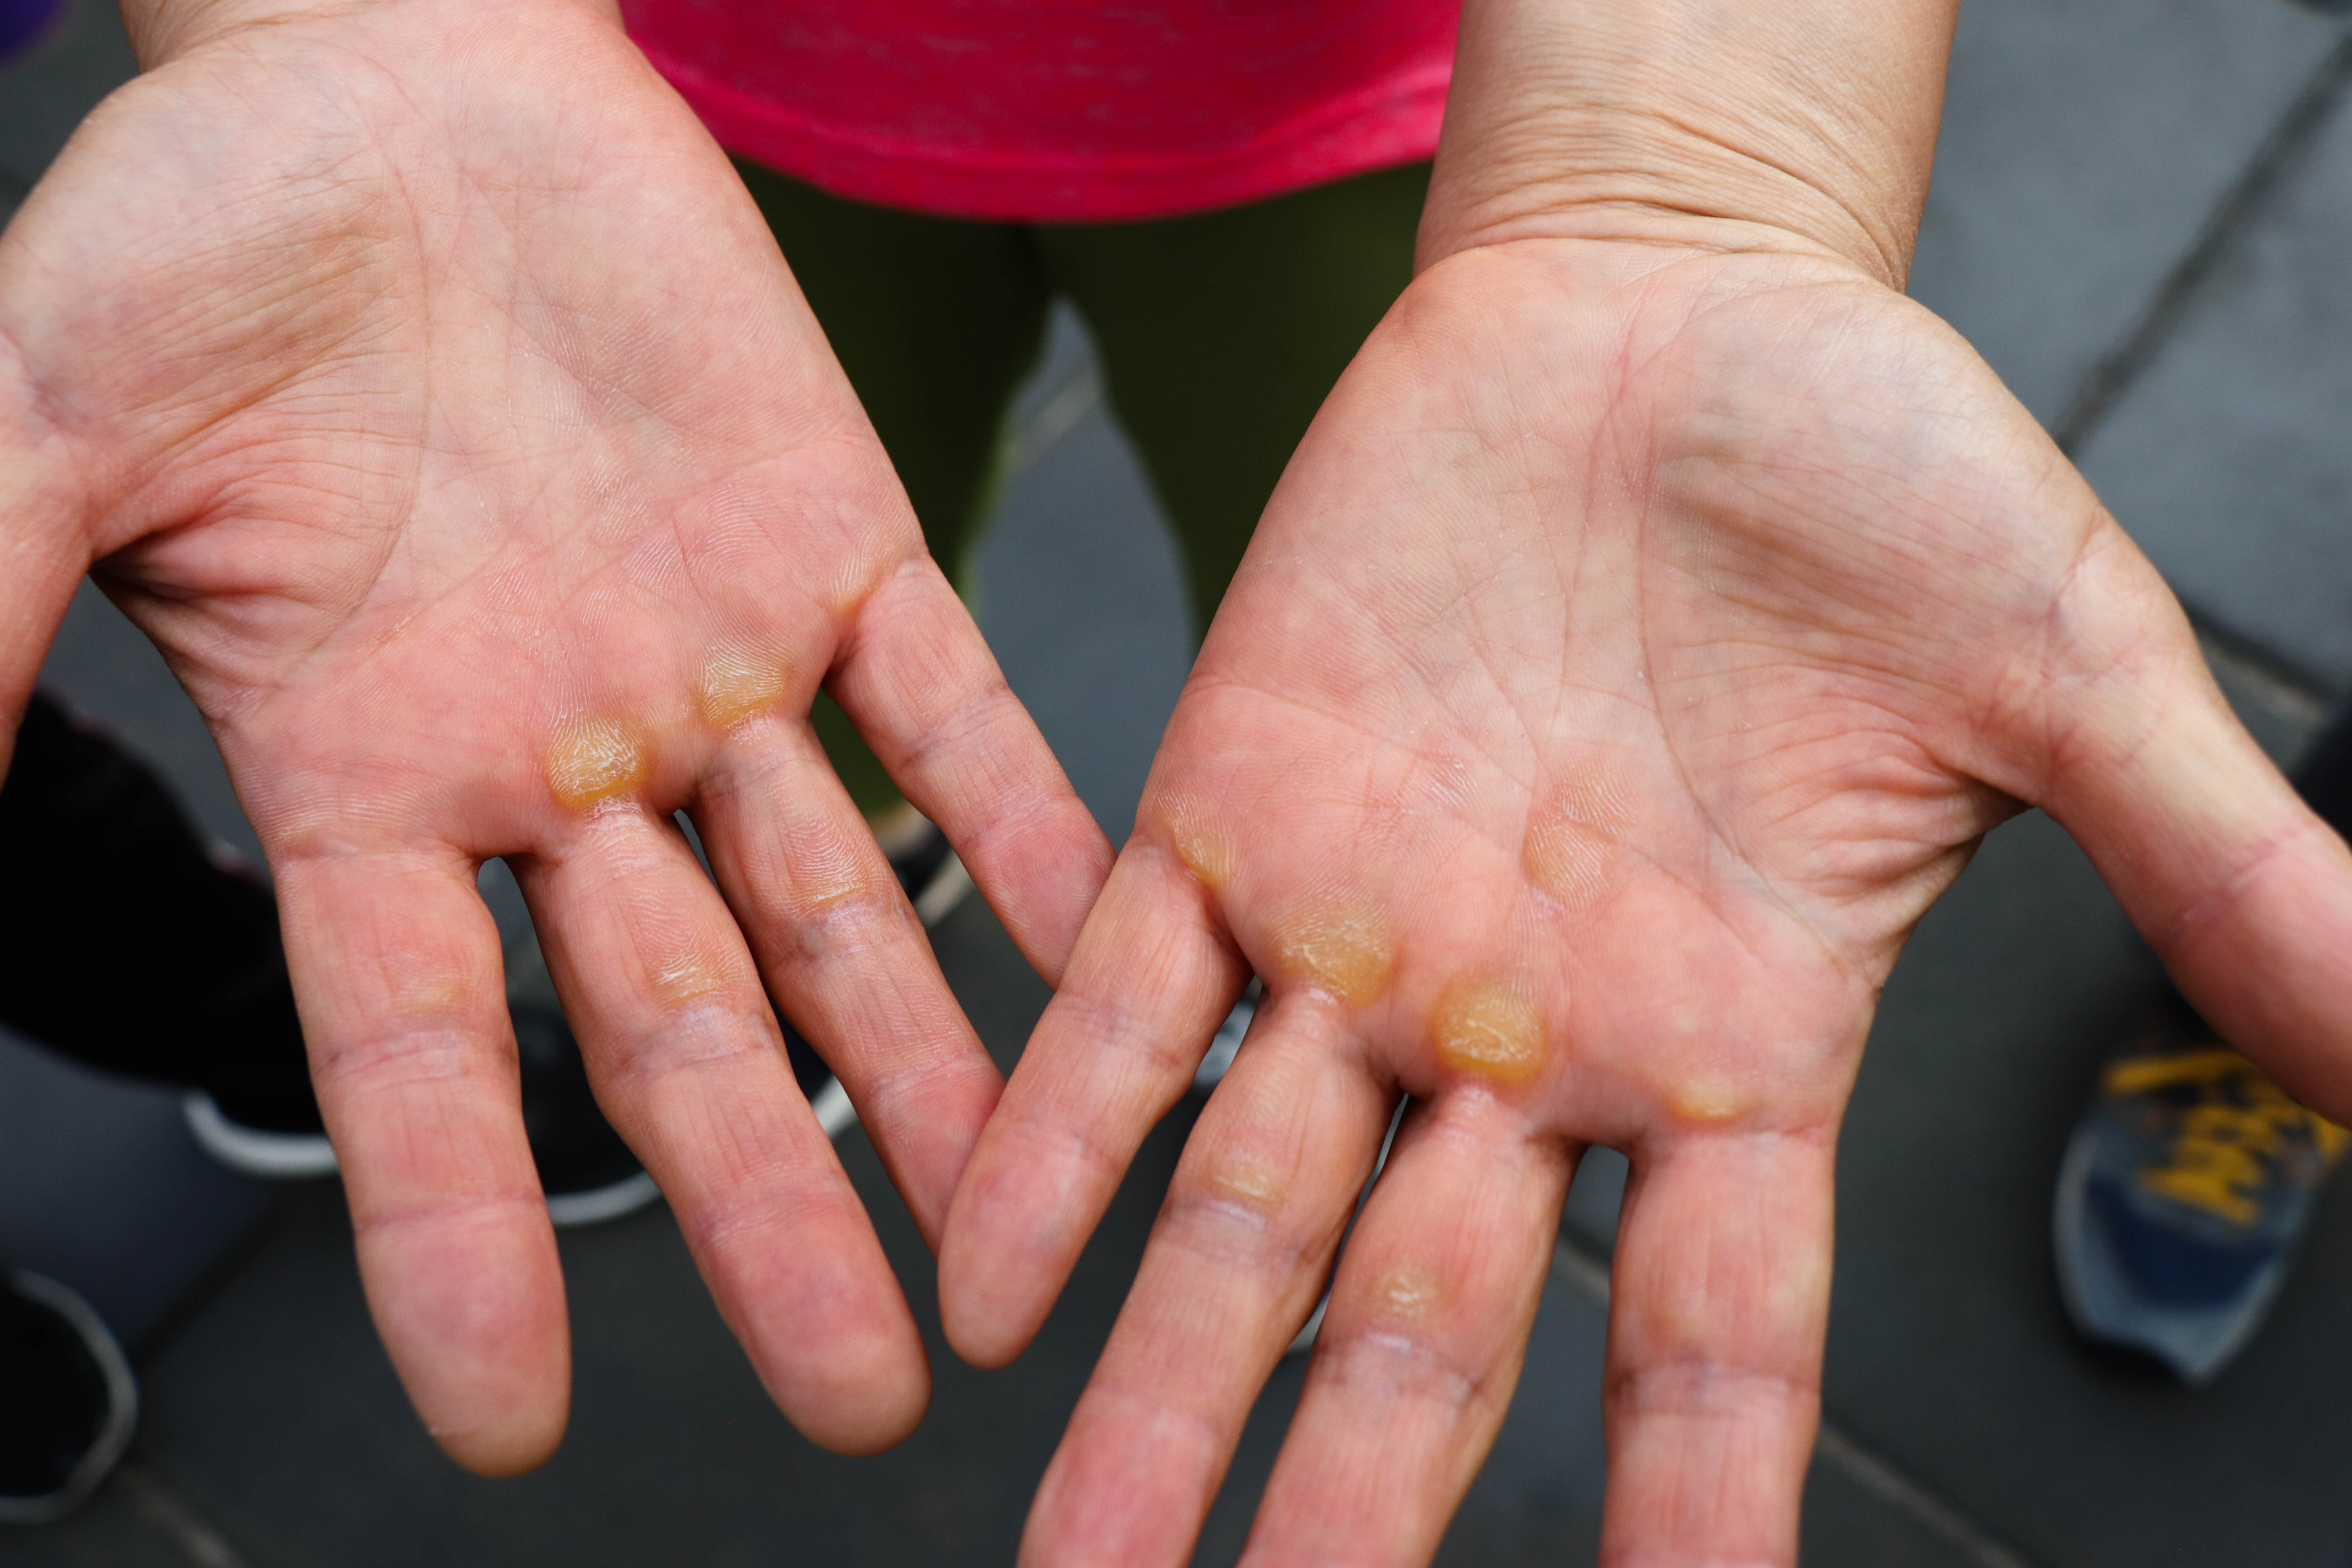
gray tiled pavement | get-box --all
[6,0,2352,1563]
[2078,45,2352,689]
[1908,0,2345,426]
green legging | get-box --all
[733,158,1430,814]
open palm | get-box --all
[0,0,1108,1471]
[941,237,2352,1564]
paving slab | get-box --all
[0,1479,200,1568]
[2077,72,2352,691]
[0,1029,269,1348]
[1909,0,2341,424]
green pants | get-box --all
[734,159,1430,814]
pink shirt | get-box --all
[619,1,1458,223]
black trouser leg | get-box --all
[0,694,318,1132]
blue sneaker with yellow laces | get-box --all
[2053,994,2350,1382]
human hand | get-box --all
[937,228,2352,1563]
[0,0,1109,1471]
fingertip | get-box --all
[876,1051,1005,1252]
[940,851,1242,1368]
[778,1335,932,1456]
[759,1294,932,1453]
[699,1178,937,1454]
[940,1304,1031,1373]
[935,1125,1091,1372]
[435,1394,570,1478]
[2166,811,2352,1122]
[937,1179,1051,1371]
[362,1205,572,1479]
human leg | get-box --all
[1036,162,1429,632]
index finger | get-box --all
[939,840,1249,1367]
[828,558,1114,985]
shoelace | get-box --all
[2104,1049,2351,1226]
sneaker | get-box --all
[0,1271,137,1525]
[2053,995,2350,1382]
[512,1004,661,1227]
[182,1090,338,1180]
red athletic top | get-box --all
[619,0,1458,222]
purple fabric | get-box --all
[0,0,64,62]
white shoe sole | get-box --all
[0,1272,138,1525]
[811,1076,859,1140]
[185,1093,671,1230]
[182,1092,338,1180]
[544,1171,664,1229]
[912,851,973,928]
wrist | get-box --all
[119,0,622,70]
[1419,0,1958,289]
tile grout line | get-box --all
[2052,29,2352,457]
[1807,1425,2040,1568]
[2196,623,2337,729]
[111,1460,253,1568]
[1548,1236,2049,1568]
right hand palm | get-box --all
[0,0,1110,1471]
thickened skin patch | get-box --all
[1431,980,1546,1085]
[1162,797,1237,891]
[547,720,652,811]
[1371,1261,1444,1324]
[1522,768,1635,913]
[698,651,791,731]
[1272,898,1396,1007]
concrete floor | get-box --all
[6,0,2352,1562]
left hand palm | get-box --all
[941,236,2352,1565]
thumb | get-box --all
[2025,520,2352,1122]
